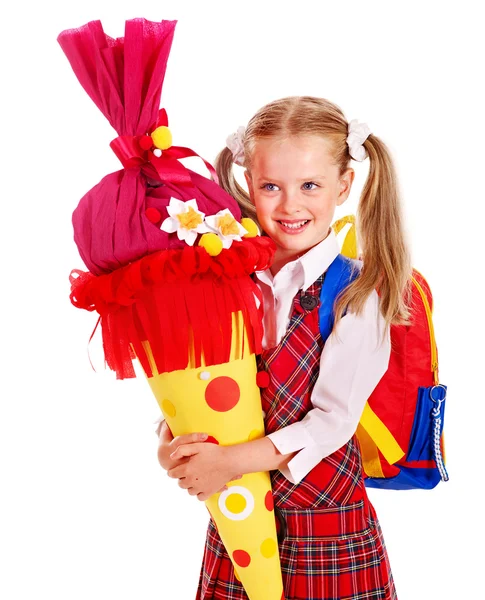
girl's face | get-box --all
[245,135,354,272]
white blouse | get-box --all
[256,229,391,484]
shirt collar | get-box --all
[255,228,340,291]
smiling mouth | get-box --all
[278,220,309,230]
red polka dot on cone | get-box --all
[205,436,219,445]
[205,376,240,412]
[233,549,251,568]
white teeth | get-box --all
[280,220,308,229]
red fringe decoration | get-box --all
[70,237,276,379]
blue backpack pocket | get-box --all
[407,384,447,462]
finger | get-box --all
[171,432,208,449]
[178,478,190,490]
[217,486,228,493]
[197,492,209,502]
[170,443,201,461]
[168,465,186,479]
[188,487,199,496]
[229,474,243,482]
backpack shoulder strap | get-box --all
[318,254,361,341]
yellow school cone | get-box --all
[145,314,284,600]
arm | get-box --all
[266,289,391,484]
[167,433,297,501]
[224,436,298,475]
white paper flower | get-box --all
[204,209,248,249]
[160,198,210,245]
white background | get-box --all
[1,1,484,599]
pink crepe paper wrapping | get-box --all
[58,18,241,276]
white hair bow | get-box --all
[346,119,371,162]
[226,126,246,166]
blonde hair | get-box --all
[215,96,412,326]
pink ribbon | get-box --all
[110,109,219,186]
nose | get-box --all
[278,191,302,215]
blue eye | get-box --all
[261,183,279,191]
[302,182,318,190]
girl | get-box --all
[157,96,410,599]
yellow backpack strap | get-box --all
[355,423,385,478]
[331,215,358,259]
[358,403,405,469]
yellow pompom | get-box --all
[151,126,173,150]
[199,233,223,256]
[241,218,259,238]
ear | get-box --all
[336,168,354,206]
[244,170,255,204]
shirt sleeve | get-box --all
[267,289,391,484]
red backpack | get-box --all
[330,217,448,490]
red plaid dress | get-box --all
[196,276,397,600]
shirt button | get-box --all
[300,295,318,310]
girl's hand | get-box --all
[168,442,242,502]
[156,420,208,472]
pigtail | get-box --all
[334,135,413,326]
[214,147,258,222]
